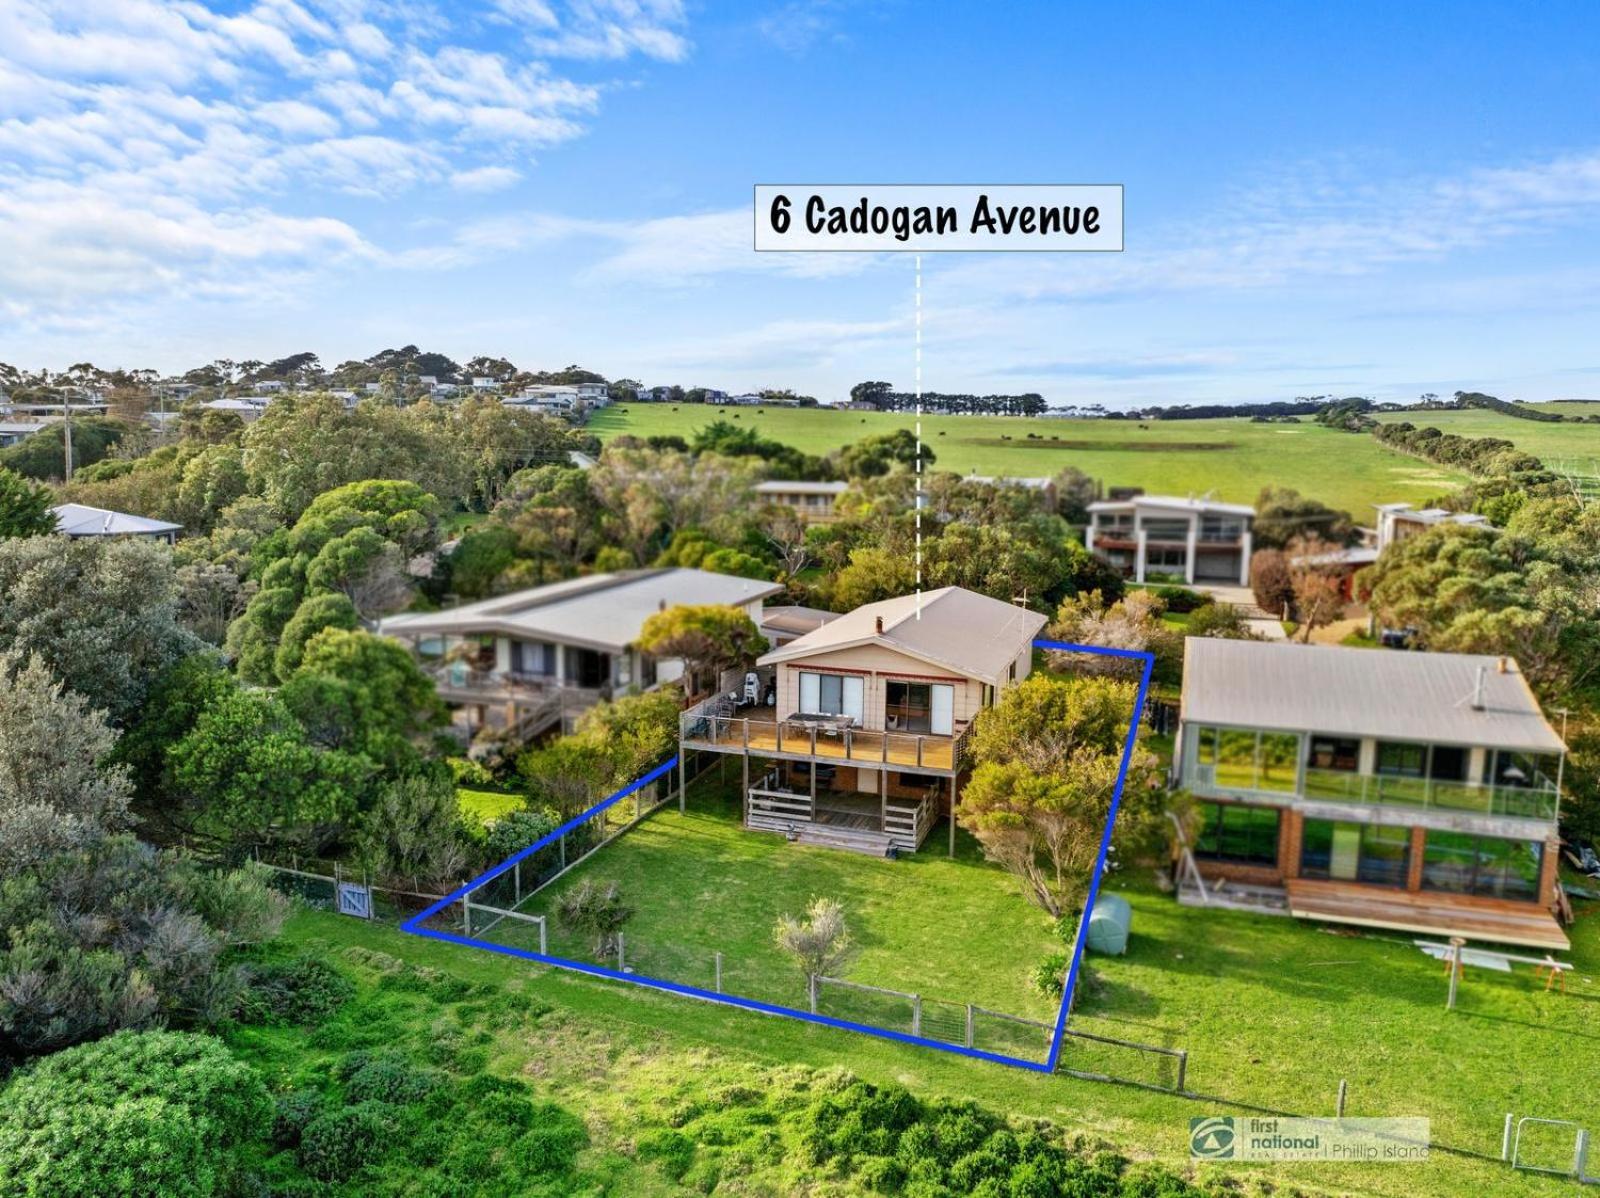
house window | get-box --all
[798,671,864,721]
[1308,737,1359,771]
[1421,832,1544,900]
[1376,742,1426,777]
[1192,802,1279,866]
[884,681,955,734]
[1299,820,1410,887]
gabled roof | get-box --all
[1180,639,1565,754]
[51,503,181,537]
[754,480,849,496]
[380,568,784,654]
[758,587,1046,686]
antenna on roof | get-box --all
[1469,665,1487,711]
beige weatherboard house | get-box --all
[381,568,782,739]
[679,586,1046,857]
[1174,638,1569,950]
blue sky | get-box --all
[3,1,1600,408]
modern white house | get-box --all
[379,568,784,739]
[51,503,181,543]
[1085,494,1255,585]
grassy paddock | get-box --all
[588,405,1470,513]
[477,778,1060,1029]
[1374,407,1600,473]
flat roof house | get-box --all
[52,503,181,544]
[753,479,848,523]
[1175,638,1569,950]
[1086,494,1254,586]
[679,587,1046,857]
[380,568,783,740]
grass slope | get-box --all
[1374,407,1600,473]
[481,780,1060,1026]
[589,405,1469,513]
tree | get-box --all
[835,429,933,478]
[636,604,768,698]
[774,898,852,986]
[166,688,372,849]
[826,546,917,610]
[0,651,133,875]
[355,774,471,887]
[962,673,1159,918]
[280,628,447,769]
[555,879,633,959]
[0,1029,272,1197]
[0,417,127,481]
[0,536,201,725]
[1046,590,1181,684]
[1249,548,1294,617]
[1286,535,1347,641]
[0,467,54,538]
[1252,486,1357,549]
[273,592,360,680]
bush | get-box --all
[336,1048,442,1106]
[448,756,497,789]
[1028,951,1069,999]
[272,1089,326,1148]
[297,1102,391,1181]
[0,1030,270,1198]
[238,956,355,1025]
[1149,585,1210,614]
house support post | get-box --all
[948,775,958,857]
[879,767,887,834]
[678,737,686,813]
[742,753,750,826]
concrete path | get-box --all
[1192,584,1287,641]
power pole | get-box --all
[62,399,73,482]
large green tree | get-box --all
[636,603,768,698]
[0,467,54,538]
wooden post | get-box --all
[911,994,922,1037]
[948,775,958,857]
[1446,936,1465,1009]
[965,1003,975,1048]
[514,860,522,905]
[617,933,626,971]
[809,973,819,1014]
[742,753,750,826]
[539,919,547,954]
[810,756,817,810]
[714,951,723,993]
[559,832,566,871]
[679,739,686,813]
[879,766,887,834]
[1336,1078,1347,1118]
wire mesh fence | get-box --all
[1057,1027,1187,1091]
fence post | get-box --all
[1175,1049,1188,1093]
[514,860,522,906]
[809,974,819,1014]
[1502,1114,1515,1161]
[1336,1078,1347,1118]
[539,918,548,955]
[715,951,723,994]
[1447,936,1465,1010]
[965,1004,975,1048]
[463,895,472,936]
[617,933,625,971]
[559,832,567,871]
[911,994,922,1038]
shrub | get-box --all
[1149,585,1210,614]
[636,1128,696,1180]
[238,956,355,1025]
[509,1104,589,1174]
[272,1089,326,1148]
[297,1102,391,1181]
[336,1048,442,1106]
[0,1030,270,1198]
[1028,951,1069,999]
[448,756,497,789]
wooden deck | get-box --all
[685,711,961,772]
[1285,879,1570,951]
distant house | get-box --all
[471,377,500,392]
[418,375,439,390]
[759,605,841,648]
[754,479,848,523]
[0,419,57,448]
[1085,494,1254,585]
[729,393,765,406]
[380,568,783,740]
[52,503,181,544]
[960,473,1058,509]
[505,392,578,417]
[1305,503,1499,600]
[1174,638,1568,950]
[680,587,1046,856]
[201,397,269,422]
[567,450,598,470]
[254,380,286,393]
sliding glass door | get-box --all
[1300,819,1410,887]
[884,681,955,734]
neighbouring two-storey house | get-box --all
[679,587,1046,857]
[1085,494,1254,586]
[380,568,783,740]
[1174,638,1568,950]
[754,479,849,523]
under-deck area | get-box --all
[1284,879,1570,951]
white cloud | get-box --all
[0,0,694,323]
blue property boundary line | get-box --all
[402,638,1156,1074]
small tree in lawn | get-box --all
[636,603,768,699]
[1287,535,1347,642]
[774,897,852,988]
[555,879,633,960]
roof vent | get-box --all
[875,615,884,634]
[1471,665,1487,711]
[1498,656,1510,674]
[658,599,667,612]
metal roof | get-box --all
[759,587,1047,686]
[1088,494,1256,517]
[754,480,849,495]
[1180,639,1565,753]
[51,504,181,537]
[379,568,784,654]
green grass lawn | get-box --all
[481,778,1061,1029]
[1076,875,1600,1167]
[456,785,524,827]
[589,405,1469,514]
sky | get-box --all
[3,1,1600,408]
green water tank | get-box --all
[1085,892,1132,955]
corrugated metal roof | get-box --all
[51,503,181,537]
[1088,494,1256,517]
[1180,639,1564,753]
[379,568,783,653]
[759,587,1047,685]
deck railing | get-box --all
[681,706,968,772]
[1188,762,1559,822]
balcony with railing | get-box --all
[426,661,605,707]
[680,699,971,774]
[1186,761,1559,822]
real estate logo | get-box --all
[1190,1116,1430,1162]
[1189,1117,1236,1159]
